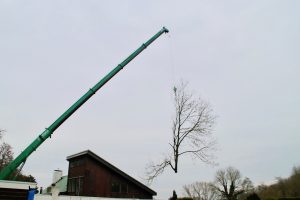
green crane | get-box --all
[0,27,169,180]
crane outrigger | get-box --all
[0,27,169,180]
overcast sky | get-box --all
[1,1,300,199]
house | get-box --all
[42,172,68,195]
[66,150,156,199]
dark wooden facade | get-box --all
[66,150,156,199]
[0,181,37,200]
[0,188,28,200]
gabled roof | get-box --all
[67,150,156,196]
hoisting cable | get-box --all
[12,160,26,180]
[167,33,178,92]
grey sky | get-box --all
[1,1,300,199]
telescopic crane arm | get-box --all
[0,27,169,180]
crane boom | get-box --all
[0,27,169,180]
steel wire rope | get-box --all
[166,33,178,94]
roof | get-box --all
[0,180,37,190]
[67,150,156,196]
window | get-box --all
[111,181,128,193]
[70,159,84,168]
[121,183,128,193]
[111,182,120,193]
[68,177,84,195]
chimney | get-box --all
[52,169,62,184]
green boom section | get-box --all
[0,27,169,180]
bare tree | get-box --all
[0,129,36,182]
[0,130,13,170]
[183,181,217,200]
[212,167,254,200]
[146,82,217,183]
